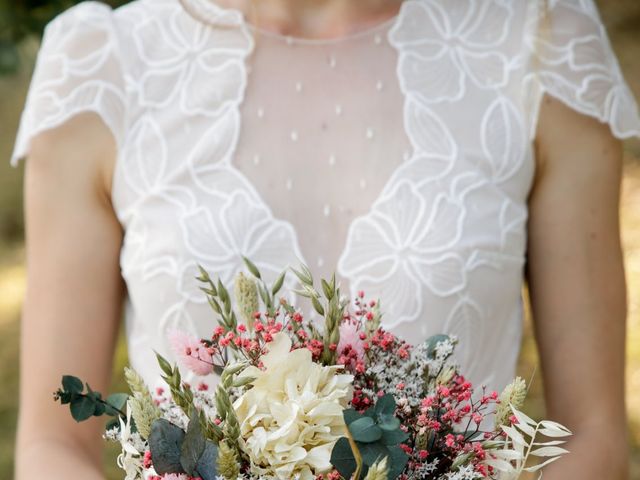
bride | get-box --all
[10,0,639,478]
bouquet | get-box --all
[55,258,571,479]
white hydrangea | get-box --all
[233,333,354,479]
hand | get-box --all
[541,423,629,480]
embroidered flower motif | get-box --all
[133,4,253,115]
[388,0,513,104]
[338,180,466,327]
[180,190,304,288]
[525,0,640,138]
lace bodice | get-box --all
[11,0,640,391]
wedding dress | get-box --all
[10,0,640,392]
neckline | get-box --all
[178,0,405,46]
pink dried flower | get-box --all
[338,321,365,361]
[168,330,214,376]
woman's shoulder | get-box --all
[44,0,177,46]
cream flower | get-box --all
[233,333,353,479]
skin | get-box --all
[14,1,628,478]
[15,113,125,479]
[528,95,629,479]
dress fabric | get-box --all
[10,0,640,391]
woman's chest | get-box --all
[112,0,535,346]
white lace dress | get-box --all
[11,0,640,392]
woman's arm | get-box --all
[15,113,125,479]
[527,94,629,479]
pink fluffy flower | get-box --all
[168,330,214,376]
[338,321,365,361]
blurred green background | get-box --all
[1,1,640,479]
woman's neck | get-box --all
[217,0,401,39]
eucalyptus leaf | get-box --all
[343,408,361,426]
[105,393,129,416]
[149,419,186,475]
[330,437,357,480]
[62,375,84,394]
[358,442,389,467]
[70,396,96,422]
[195,442,219,480]
[380,428,409,446]
[374,394,396,417]
[377,414,401,432]
[181,410,206,475]
[349,416,382,443]
[386,444,409,479]
[93,401,106,416]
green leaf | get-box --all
[358,442,389,467]
[377,414,401,432]
[105,393,129,416]
[271,271,286,296]
[217,279,229,304]
[181,410,206,475]
[70,396,96,422]
[321,279,333,300]
[196,264,213,285]
[311,296,325,316]
[380,428,409,446]
[386,445,409,479]
[374,394,396,417]
[62,375,84,394]
[195,442,219,480]
[258,283,270,306]
[93,401,106,416]
[291,265,312,286]
[330,437,357,480]
[242,256,262,279]
[155,352,174,376]
[349,416,382,443]
[343,408,361,426]
[149,419,186,475]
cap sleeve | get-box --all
[524,0,640,140]
[10,1,127,167]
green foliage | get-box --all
[148,419,184,474]
[331,395,408,480]
[292,263,345,365]
[330,437,357,478]
[147,410,219,480]
[54,375,128,423]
